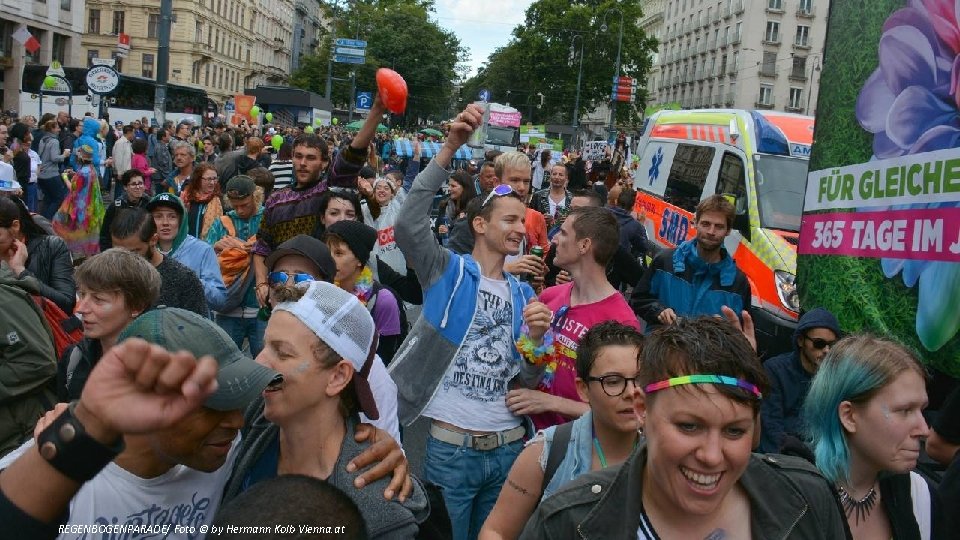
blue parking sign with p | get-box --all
[356,92,373,111]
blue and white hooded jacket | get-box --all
[630,238,751,329]
[389,160,541,426]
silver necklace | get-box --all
[837,484,878,525]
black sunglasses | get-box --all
[805,336,837,350]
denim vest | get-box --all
[540,411,595,499]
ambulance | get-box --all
[632,109,813,356]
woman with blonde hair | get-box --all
[805,335,945,539]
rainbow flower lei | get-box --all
[337,266,375,305]
[516,325,559,386]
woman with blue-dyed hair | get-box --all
[804,334,944,539]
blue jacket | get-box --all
[163,195,227,313]
[70,118,102,171]
[609,206,647,259]
[630,238,750,328]
[389,160,540,426]
[759,350,812,453]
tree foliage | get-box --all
[290,0,466,126]
[460,0,658,127]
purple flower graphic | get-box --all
[855,0,960,352]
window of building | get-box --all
[799,0,813,13]
[88,9,100,34]
[141,53,154,78]
[148,14,159,39]
[765,21,780,43]
[761,51,777,76]
[192,61,201,84]
[205,63,210,86]
[87,49,99,67]
[665,144,715,213]
[789,87,803,109]
[796,25,810,46]
[112,11,125,35]
[759,84,773,105]
[61,0,71,11]
[734,21,742,42]
[792,55,807,78]
[111,51,123,72]
[768,0,782,9]
[25,27,41,64]
[51,33,67,63]
[195,21,202,42]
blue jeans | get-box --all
[424,433,523,540]
[215,314,266,358]
[38,175,68,219]
[23,183,38,212]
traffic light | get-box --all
[611,76,638,103]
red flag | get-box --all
[12,26,40,55]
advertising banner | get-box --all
[799,0,960,375]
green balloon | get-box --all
[265,112,273,122]
[43,76,57,89]
[314,117,323,126]
[271,134,284,151]
[304,126,314,134]
[250,105,261,119]
[332,118,339,125]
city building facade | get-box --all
[81,0,321,106]
[653,0,828,115]
[639,0,665,106]
[0,0,85,112]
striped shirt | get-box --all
[267,160,294,190]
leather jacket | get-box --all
[24,234,75,313]
[521,444,851,540]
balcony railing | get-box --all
[725,92,736,106]
[759,67,777,77]
[789,69,807,81]
[797,7,814,18]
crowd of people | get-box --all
[0,99,956,540]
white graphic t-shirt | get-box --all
[422,275,521,432]
[0,437,239,540]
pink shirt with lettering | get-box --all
[530,282,641,430]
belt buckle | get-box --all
[471,433,499,451]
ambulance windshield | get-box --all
[753,154,808,232]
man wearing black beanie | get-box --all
[758,307,841,453]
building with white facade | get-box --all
[0,0,85,112]
[654,0,828,114]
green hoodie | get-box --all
[0,262,57,457]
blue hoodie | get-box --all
[151,194,227,314]
[71,118,102,171]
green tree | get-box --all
[461,0,657,128]
[291,0,466,127]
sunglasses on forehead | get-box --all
[480,184,516,208]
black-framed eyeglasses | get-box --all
[268,271,316,286]
[804,336,837,350]
[585,373,643,397]
[480,184,515,208]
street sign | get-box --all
[335,46,366,56]
[478,88,492,101]
[356,91,373,111]
[86,65,119,94]
[335,54,366,64]
[335,38,367,48]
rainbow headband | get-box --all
[643,375,763,400]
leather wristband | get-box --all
[36,402,125,483]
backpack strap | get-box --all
[541,421,574,498]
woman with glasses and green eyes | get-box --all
[480,321,645,540]
[180,162,223,239]
[758,308,841,453]
[521,317,849,540]
[99,169,152,251]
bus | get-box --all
[20,65,211,125]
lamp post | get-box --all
[602,8,624,135]
[570,34,585,148]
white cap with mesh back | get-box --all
[273,281,380,419]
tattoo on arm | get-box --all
[507,479,532,497]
